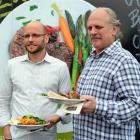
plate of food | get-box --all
[42,91,85,105]
[10,115,49,130]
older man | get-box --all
[73,7,140,140]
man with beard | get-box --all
[0,21,71,140]
[73,7,140,140]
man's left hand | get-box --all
[80,95,96,114]
[46,115,61,129]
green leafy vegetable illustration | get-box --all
[51,10,54,16]
[22,20,32,26]
[30,5,38,11]
[16,16,26,20]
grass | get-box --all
[0,128,3,136]
[57,132,73,140]
[0,128,73,140]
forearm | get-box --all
[3,124,12,139]
[56,105,71,124]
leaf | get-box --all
[51,10,54,16]
[22,20,32,26]
[30,5,38,11]
[16,16,26,20]
[84,10,91,34]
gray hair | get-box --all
[93,7,123,40]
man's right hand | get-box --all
[3,124,12,139]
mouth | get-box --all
[26,44,37,48]
[91,38,100,42]
[27,43,36,46]
[90,35,101,41]
[26,44,37,50]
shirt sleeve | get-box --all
[0,62,12,127]
[56,62,72,123]
[55,105,71,124]
[58,62,71,93]
[95,58,140,126]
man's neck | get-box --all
[28,49,46,63]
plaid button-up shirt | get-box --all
[73,40,140,140]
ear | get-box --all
[44,34,49,44]
[112,26,118,37]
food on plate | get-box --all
[67,91,80,99]
[12,115,47,125]
[42,91,67,99]
[42,91,80,99]
[59,91,80,99]
[59,92,80,99]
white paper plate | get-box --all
[47,96,85,105]
[10,118,49,130]
[11,123,49,130]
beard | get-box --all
[25,43,45,54]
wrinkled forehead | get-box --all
[87,10,110,26]
[90,9,109,20]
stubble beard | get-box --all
[26,43,45,54]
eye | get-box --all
[23,33,46,39]
[87,26,92,31]
[23,34,30,38]
[32,33,40,38]
[95,25,103,30]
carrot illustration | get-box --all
[51,3,74,54]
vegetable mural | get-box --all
[51,2,92,91]
[51,3,75,54]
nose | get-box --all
[88,27,97,36]
[92,28,98,36]
[28,35,33,41]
